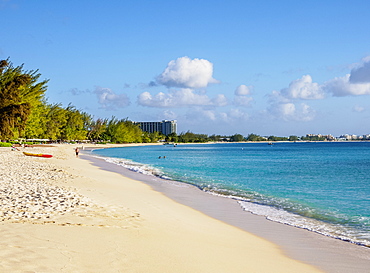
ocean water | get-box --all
[90,142,370,247]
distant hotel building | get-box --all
[134,120,177,136]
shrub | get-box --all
[0,142,12,147]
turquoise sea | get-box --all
[91,142,370,247]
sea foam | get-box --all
[93,155,165,178]
[238,200,370,247]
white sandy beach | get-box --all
[0,144,369,272]
[0,144,322,272]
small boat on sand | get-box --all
[23,152,53,158]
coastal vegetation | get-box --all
[0,59,153,143]
[0,59,48,140]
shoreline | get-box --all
[83,145,370,272]
[0,144,367,271]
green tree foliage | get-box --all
[178,131,209,143]
[42,103,67,140]
[80,112,93,139]
[178,131,192,142]
[122,120,143,143]
[147,131,164,143]
[103,117,143,143]
[267,135,288,141]
[61,104,88,140]
[230,133,245,142]
[165,132,178,143]
[24,100,48,138]
[208,134,224,142]
[246,133,266,141]
[288,135,299,141]
[301,135,326,141]
[141,132,151,143]
[28,103,90,141]
[0,59,48,139]
[87,118,108,141]
[103,118,120,143]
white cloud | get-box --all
[280,75,324,100]
[156,56,219,89]
[139,56,228,109]
[323,56,370,96]
[349,56,370,83]
[353,105,365,113]
[235,85,252,96]
[268,102,316,122]
[201,109,217,121]
[218,112,229,122]
[233,85,253,107]
[137,88,227,108]
[184,107,249,124]
[324,74,370,96]
[137,91,170,107]
[229,108,249,121]
[279,103,296,117]
[161,110,177,120]
[94,87,130,109]
[212,94,228,106]
[263,56,370,124]
[69,88,89,95]
[184,108,217,122]
[271,62,370,98]
[233,95,253,107]
[267,77,319,122]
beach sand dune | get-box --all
[0,145,322,272]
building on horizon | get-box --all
[134,120,177,136]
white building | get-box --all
[134,120,177,136]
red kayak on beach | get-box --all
[23,152,53,158]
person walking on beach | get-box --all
[75,147,80,157]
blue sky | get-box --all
[1,0,370,136]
